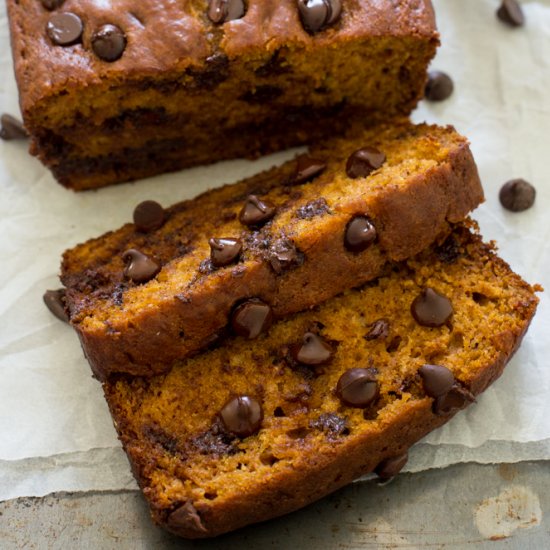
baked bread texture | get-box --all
[60,121,483,379]
[103,224,539,538]
[7,0,438,190]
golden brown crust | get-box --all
[61,122,483,379]
[102,225,538,538]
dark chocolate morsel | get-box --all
[208,0,246,24]
[239,195,276,227]
[41,0,65,9]
[43,289,69,323]
[122,249,161,283]
[297,0,342,33]
[344,215,377,252]
[365,318,390,341]
[425,70,454,101]
[336,368,379,408]
[133,200,166,232]
[290,332,333,366]
[497,0,525,27]
[375,452,409,480]
[411,288,453,327]
[267,238,304,274]
[46,12,83,46]
[291,156,327,185]
[231,299,273,339]
[219,395,263,437]
[0,114,28,141]
[419,364,455,398]
[167,501,208,534]
[91,24,127,62]
[433,385,475,416]
[345,147,386,179]
[499,179,536,212]
[209,237,242,267]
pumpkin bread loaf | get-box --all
[61,121,483,379]
[7,0,438,189]
[103,224,539,538]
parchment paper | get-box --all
[1,0,549,500]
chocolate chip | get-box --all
[365,319,389,341]
[499,179,536,212]
[336,368,379,408]
[411,288,453,327]
[266,238,304,274]
[43,289,69,322]
[41,0,65,9]
[239,195,276,227]
[497,0,525,27]
[167,501,208,534]
[297,0,342,33]
[219,395,263,437]
[122,249,160,283]
[375,452,408,480]
[309,412,349,439]
[346,147,386,179]
[46,12,83,46]
[290,332,333,366]
[435,235,461,264]
[419,364,455,398]
[296,198,330,219]
[231,299,273,339]
[133,200,166,232]
[291,156,326,185]
[209,238,242,267]
[425,71,454,101]
[91,24,126,62]
[344,215,377,252]
[433,386,474,415]
[0,114,27,141]
[208,0,246,24]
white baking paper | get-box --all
[0,0,549,500]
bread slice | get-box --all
[61,120,483,379]
[103,224,538,538]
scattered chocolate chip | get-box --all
[290,332,333,366]
[385,335,402,353]
[46,12,83,46]
[435,235,461,264]
[209,237,242,267]
[497,0,525,27]
[41,0,65,9]
[499,179,536,212]
[345,147,386,179]
[219,395,263,437]
[43,289,69,322]
[91,24,126,62]
[419,364,455,398]
[296,198,330,219]
[433,385,474,415]
[291,156,326,185]
[167,501,208,534]
[122,249,160,283]
[310,412,349,439]
[425,71,454,101]
[336,368,379,408]
[231,299,273,339]
[344,215,377,252]
[239,195,276,227]
[266,238,304,274]
[208,0,246,24]
[375,452,408,480]
[411,288,453,327]
[133,200,166,232]
[0,114,27,141]
[297,0,342,33]
[365,318,390,341]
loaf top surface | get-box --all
[7,0,436,113]
[103,224,538,538]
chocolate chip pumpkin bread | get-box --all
[7,0,438,189]
[103,224,539,538]
[60,121,483,379]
